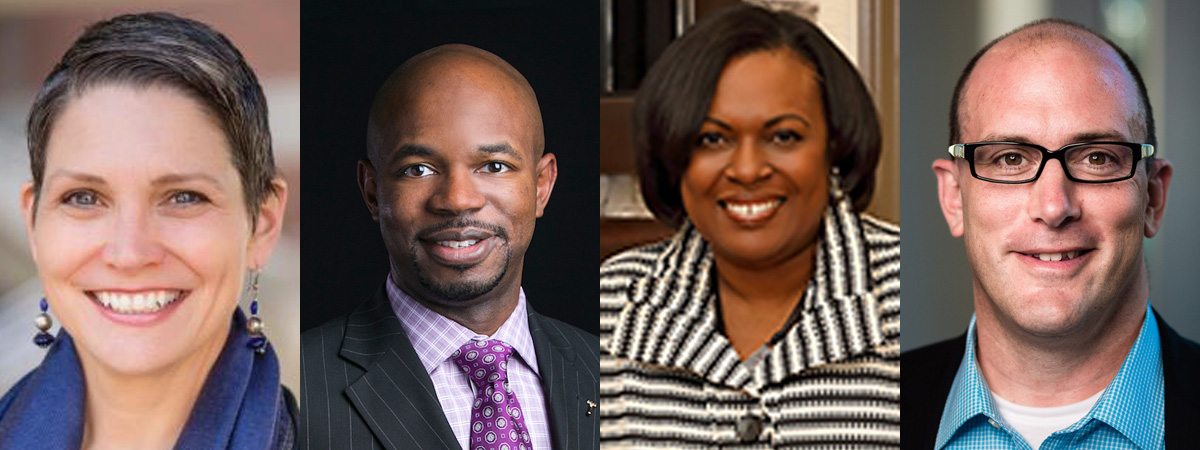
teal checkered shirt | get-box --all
[935,304,1164,450]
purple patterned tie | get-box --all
[452,339,532,450]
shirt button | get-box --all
[736,414,765,442]
[988,419,1000,428]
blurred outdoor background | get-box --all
[0,0,300,391]
[901,0,1200,350]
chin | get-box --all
[710,238,802,268]
[76,329,194,375]
[1002,290,1092,337]
[68,301,234,376]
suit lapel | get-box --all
[340,285,461,450]
[529,307,597,449]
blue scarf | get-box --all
[0,310,294,449]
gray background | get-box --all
[901,0,1200,350]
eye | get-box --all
[401,163,436,178]
[771,129,802,145]
[168,190,208,205]
[63,190,100,207]
[481,161,512,174]
[1086,153,1110,165]
[1000,153,1026,166]
[696,132,726,148]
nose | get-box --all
[427,168,486,215]
[1027,160,1081,228]
[103,205,165,270]
[723,139,772,185]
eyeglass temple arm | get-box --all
[948,144,965,158]
[1141,144,1155,158]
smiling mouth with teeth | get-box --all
[1026,250,1087,262]
[719,199,784,220]
[437,240,479,249]
[92,290,183,314]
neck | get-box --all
[973,272,1148,407]
[714,243,816,360]
[78,325,228,449]
[394,272,521,336]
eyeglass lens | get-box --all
[971,143,1135,182]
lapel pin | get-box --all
[586,399,597,415]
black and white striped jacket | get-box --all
[599,201,900,449]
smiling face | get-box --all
[681,48,829,269]
[22,84,272,375]
[361,54,555,307]
[947,38,1160,337]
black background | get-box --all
[301,0,599,334]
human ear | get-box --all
[20,181,38,263]
[1143,158,1173,238]
[932,158,965,237]
[357,158,381,222]
[533,152,558,218]
[247,177,289,268]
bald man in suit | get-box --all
[300,44,599,450]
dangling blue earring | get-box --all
[34,298,55,348]
[246,271,267,354]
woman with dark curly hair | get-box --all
[599,4,899,447]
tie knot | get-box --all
[452,339,515,386]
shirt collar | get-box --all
[936,316,1000,449]
[936,305,1163,450]
[387,275,540,378]
[603,198,885,392]
[1087,306,1163,450]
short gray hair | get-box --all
[27,12,276,226]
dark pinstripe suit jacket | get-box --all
[299,284,601,450]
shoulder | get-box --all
[902,334,965,372]
[900,334,965,400]
[600,238,669,288]
[300,314,349,361]
[858,213,900,341]
[599,238,672,339]
[0,371,34,420]
[1155,311,1200,403]
[531,311,600,365]
[274,385,299,449]
[858,212,900,266]
[1156,313,1200,367]
[900,334,966,450]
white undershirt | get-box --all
[990,389,1104,449]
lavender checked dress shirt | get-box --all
[386,276,551,450]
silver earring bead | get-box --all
[246,271,267,354]
[33,298,55,348]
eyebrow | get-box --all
[979,130,1130,146]
[43,170,222,188]
[389,142,523,165]
[151,173,223,188]
[477,143,521,159]
[45,170,106,186]
[703,113,812,130]
[390,143,436,165]
[765,113,811,128]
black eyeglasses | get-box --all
[948,141,1155,184]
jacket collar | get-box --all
[340,285,461,450]
[605,196,885,392]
